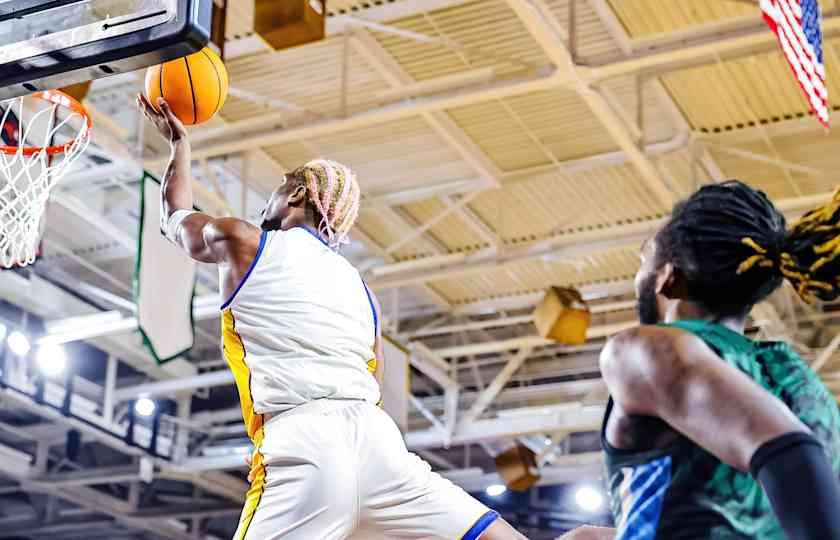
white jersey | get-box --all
[220,227,380,439]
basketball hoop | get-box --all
[0,90,92,268]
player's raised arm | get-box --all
[138,93,259,264]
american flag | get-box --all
[761,0,829,128]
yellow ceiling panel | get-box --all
[544,0,625,61]
[356,209,436,261]
[607,0,754,38]
[399,199,487,252]
[468,157,669,247]
[445,88,623,172]
[372,0,552,82]
[663,41,840,133]
[432,247,640,305]
[708,131,840,201]
[220,37,391,122]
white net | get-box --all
[0,93,91,268]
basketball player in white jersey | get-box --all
[139,94,527,540]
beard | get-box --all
[636,272,660,325]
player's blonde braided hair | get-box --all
[290,159,360,250]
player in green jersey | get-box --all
[565,181,840,540]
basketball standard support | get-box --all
[0,0,213,100]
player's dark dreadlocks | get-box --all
[654,181,840,317]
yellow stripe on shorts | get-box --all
[223,309,267,540]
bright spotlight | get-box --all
[485,484,507,497]
[135,397,157,417]
[7,330,30,356]
[574,485,604,512]
[36,344,67,377]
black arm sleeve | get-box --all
[750,432,840,540]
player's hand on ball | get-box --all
[137,93,188,144]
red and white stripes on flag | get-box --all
[761,0,829,128]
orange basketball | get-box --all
[145,46,229,125]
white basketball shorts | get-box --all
[233,399,499,540]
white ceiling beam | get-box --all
[366,177,485,207]
[350,28,504,247]
[326,0,473,35]
[406,402,604,449]
[367,220,655,290]
[404,299,637,339]
[583,0,726,184]
[173,403,605,469]
[185,13,840,163]
[431,320,636,358]
[505,0,675,210]
[813,333,840,374]
[584,0,634,56]
[0,271,195,379]
[443,451,604,491]
[411,342,459,435]
[353,216,453,310]
[40,188,827,345]
[182,69,560,160]
[366,190,833,290]
[701,109,840,144]
[384,192,479,254]
[374,67,497,102]
[460,346,534,425]
[592,12,840,80]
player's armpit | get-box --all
[171,213,261,264]
[599,326,810,472]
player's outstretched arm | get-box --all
[601,326,840,540]
[138,94,260,264]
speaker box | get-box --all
[533,286,591,345]
[494,444,540,492]
[255,0,326,51]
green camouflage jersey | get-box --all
[601,320,840,539]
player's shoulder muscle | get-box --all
[600,326,710,415]
[202,217,261,261]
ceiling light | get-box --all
[574,485,604,512]
[135,397,156,417]
[485,484,507,497]
[36,344,66,377]
[7,331,30,356]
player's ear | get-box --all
[658,263,688,300]
[287,184,307,206]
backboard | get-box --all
[0,0,213,100]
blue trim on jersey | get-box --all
[297,226,329,248]
[362,280,378,335]
[220,230,268,310]
[462,510,499,540]
[616,455,672,540]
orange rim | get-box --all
[0,90,92,157]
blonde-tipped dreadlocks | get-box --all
[654,181,839,318]
[288,159,360,250]
[740,186,840,302]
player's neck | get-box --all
[282,207,320,232]
[664,301,746,334]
